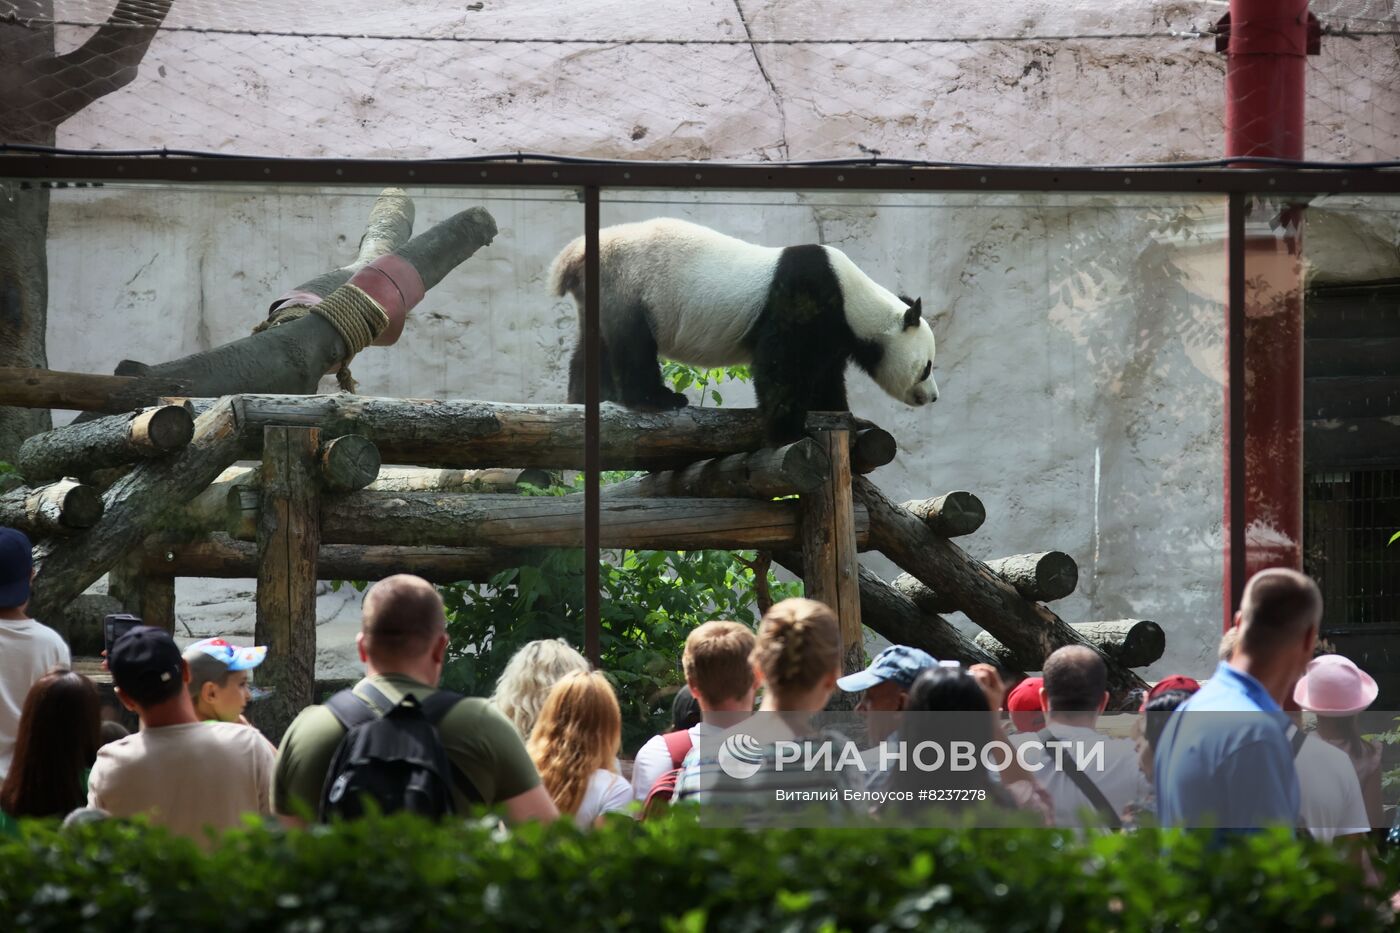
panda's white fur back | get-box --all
[551,218,780,367]
[550,218,935,403]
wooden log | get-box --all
[600,439,828,499]
[800,423,864,677]
[901,491,986,538]
[984,552,1078,601]
[974,620,1166,670]
[16,405,195,482]
[182,394,891,472]
[139,533,525,585]
[168,436,378,537]
[0,367,188,413]
[107,552,176,633]
[851,427,898,474]
[70,207,499,425]
[893,552,1079,613]
[317,434,381,492]
[44,593,125,656]
[273,188,415,311]
[254,426,320,744]
[0,479,103,536]
[853,476,1147,705]
[157,464,256,536]
[264,491,873,550]
[28,397,246,623]
[370,466,554,493]
[776,552,999,667]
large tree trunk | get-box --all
[0,0,175,462]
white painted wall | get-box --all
[30,0,1400,681]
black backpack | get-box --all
[318,683,478,822]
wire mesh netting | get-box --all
[1,0,1397,163]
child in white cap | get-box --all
[183,638,268,725]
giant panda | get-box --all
[550,217,938,443]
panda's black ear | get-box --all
[902,298,923,330]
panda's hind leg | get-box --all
[567,338,619,404]
[607,305,688,411]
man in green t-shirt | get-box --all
[273,574,558,827]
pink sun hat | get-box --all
[1293,655,1378,716]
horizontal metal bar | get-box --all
[4,154,1400,195]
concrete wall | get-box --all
[30,0,1400,680]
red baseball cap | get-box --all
[1006,676,1045,732]
[1143,674,1200,708]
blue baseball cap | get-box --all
[0,527,34,609]
[837,645,938,693]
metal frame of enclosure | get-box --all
[6,152,1400,658]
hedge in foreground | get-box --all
[0,812,1387,932]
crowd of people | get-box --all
[0,522,1391,864]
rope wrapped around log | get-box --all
[252,284,389,392]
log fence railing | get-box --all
[6,382,1155,732]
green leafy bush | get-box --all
[441,546,800,753]
[0,814,1390,932]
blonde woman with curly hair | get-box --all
[527,671,632,826]
[490,639,590,739]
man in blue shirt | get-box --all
[1155,569,1321,831]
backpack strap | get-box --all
[1038,728,1123,830]
[662,729,694,769]
[419,689,465,725]
[325,688,379,731]
[325,683,483,805]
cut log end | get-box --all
[57,482,105,529]
[852,427,897,473]
[974,619,1165,670]
[1027,551,1078,602]
[902,491,986,538]
[515,468,554,489]
[983,551,1080,603]
[318,434,382,492]
[0,479,106,537]
[133,405,196,452]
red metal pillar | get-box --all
[1218,0,1319,626]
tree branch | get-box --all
[39,0,173,126]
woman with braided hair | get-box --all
[674,598,865,824]
[750,598,842,716]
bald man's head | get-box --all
[1239,568,1321,658]
[1041,645,1107,712]
[361,574,447,662]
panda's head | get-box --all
[874,297,938,407]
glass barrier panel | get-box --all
[5,178,585,739]
[596,189,1228,758]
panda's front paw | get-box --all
[667,390,690,409]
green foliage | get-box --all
[0,814,1389,932]
[0,460,15,476]
[1389,530,1400,547]
[661,361,751,408]
[441,547,800,753]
